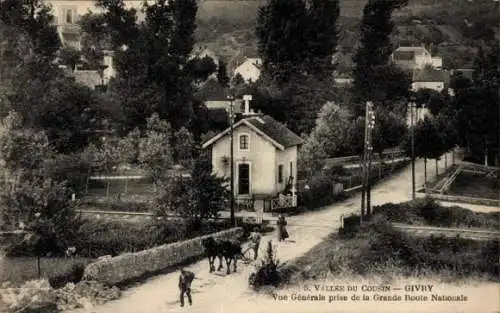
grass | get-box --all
[373,198,500,230]
[0,256,93,286]
[448,171,499,200]
[281,215,499,286]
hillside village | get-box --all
[0,0,499,312]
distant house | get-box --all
[72,50,116,89]
[411,68,450,92]
[46,0,150,48]
[392,46,442,70]
[233,58,262,83]
[202,101,304,211]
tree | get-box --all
[409,116,446,183]
[97,0,202,132]
[154,152,229,219]
[0,0,60,58]
[231,73,245,87]
[8,75,119,153]
[256,0,339,83]
[138,114,173,190]
[58,47,81,71]
[172,127,195,168]
[352,0,410,112]
[217,59,230,87]
[298,101,352,178]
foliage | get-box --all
[352,0,411,113]
[0,0,60,58]
[78,12,111,70]
[8,76,117,153]
[1,178,80,257]
[407,116,446,161]
[256,0,339,83]
[298,101,352,177]
[57,47,81,71]
[172,127,195,167]
[138,114,173,186]
[95,0,205,133]
[249,240,286,289]
[217,59,230,87]
[154,152,229,219]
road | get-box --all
[67,153,499,313]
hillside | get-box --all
[195,0,500,70]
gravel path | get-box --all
[67,154,499,313]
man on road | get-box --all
[242,228,262,260]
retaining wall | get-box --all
[83,227,244,286]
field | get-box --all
[448,171,499,200]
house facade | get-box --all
[202,103,304,210]
[233,58,262,83]
[391,46,442,70]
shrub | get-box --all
[48,263,85,289]
[248,241,286,289]
[338,214,362,239]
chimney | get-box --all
[242,94,252,115]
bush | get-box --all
[248,241,286,289]
[48,263,85,289]
[338,214,362,238]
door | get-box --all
[238,163,250,195]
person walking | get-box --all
[277,215,289,242]
[178,268,195,307]
[242,227,262,260]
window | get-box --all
[239,134,249,150]
[278,164,284,183]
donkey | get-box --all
[201,237,224,273]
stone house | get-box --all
[392,46,442,70]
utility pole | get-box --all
[360,103,368,223]
[409,97,416,200]
[366,103,375,216]
[228,95,235,226]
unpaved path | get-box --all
[68,154,499,313]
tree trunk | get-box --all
[378,152,382,180]
[452,149,455,165]
[106,179,110,198]
[85,167,91,194]
[124,177,128,195]
[37,255,41,278]
[444,153,447,170]
[424,158,427,186]
[435,159,439,177]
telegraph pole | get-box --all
[228,95,235,226]
[366,103,375,216]
[409,97,416,200]
[360,102,370,222]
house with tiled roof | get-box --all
[232,57,262,83]
[411,68,450,92]
[202,99,304,211]
[392,46,442,70]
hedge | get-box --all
[82,227,244,286]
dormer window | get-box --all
[239,134,249,151]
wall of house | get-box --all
[414,52,432,69]
[234,61,261,83]
[275,146,298,193]
[431,57,442,69]
[412,81,445,92]
[211,125,276,197]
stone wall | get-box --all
[82,227,243,286]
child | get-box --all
[277,215,289,241]
[178,268,195,307]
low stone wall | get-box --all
[82,227,244,286]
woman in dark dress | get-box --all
[277,215,289,241]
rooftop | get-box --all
[412,68,450,83]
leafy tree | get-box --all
[0,0,60,58]
[138,114,173,190]
[231,73,245,87]
[352,0,410,113]
[256,0,339,83]
[298,101,352,178]
[78,12,110,70]
[154,152,229,219]
[57,47,81,71]
[172,127,195,168]
[217,59,230,87]
[9,76,119,153]
[185,56,217,84]
[0,177,79,256]
[93,138,120,197]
